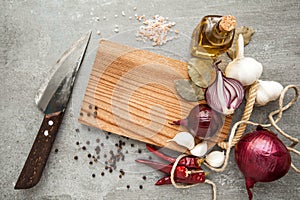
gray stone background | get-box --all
[1,0,299,199]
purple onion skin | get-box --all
[235,127,291,200]
[173,104,224,139]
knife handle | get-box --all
[14,111,65,189]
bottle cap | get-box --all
[219,15,236,32]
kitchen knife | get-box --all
[14,31,91,189]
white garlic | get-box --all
[205,151,225,168]
[190,141,208,157]
[255,80,283,106]
[225,34,263,86]
[168,132,195,150]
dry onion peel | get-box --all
[235,126,291,200]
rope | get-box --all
[170,154,216,200]
[218,81,259,149]
[204,119,246,172]
[268,85,299,147]
[170,154,194,189]
[205,179,217,200]
[287,147,300,173]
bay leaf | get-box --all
[174,79,205,102]
[188,58,216,88]
[227,26,255,60]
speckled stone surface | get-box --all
[1,0,299,199]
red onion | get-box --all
[235,126,291,200]
[205,62,244,115]
[173,104,224,139]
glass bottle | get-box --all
[191,15,236,58]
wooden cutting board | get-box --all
[78,40,232,152]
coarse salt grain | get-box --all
[135,15,178,46]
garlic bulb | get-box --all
[168,132,195,150]
[255,80,283,106]
[190,141,208,157]
[225,34,263,86]
[205,151,225,168]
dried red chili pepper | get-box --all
[146,144,204,169]
[155,173,206,185]
[135,159,187,179]
[136,159,206,184]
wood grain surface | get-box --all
[78,40,232,151]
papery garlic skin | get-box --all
[190,141,208,157]
[205,151,225,168]
[225,34,263,86]
[255,80,283,106]
[169,132,195,150]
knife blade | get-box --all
[14,31,91,189]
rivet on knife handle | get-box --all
[14,111,64,189]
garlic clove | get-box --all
[255,80,283,106]
[225,34,263,86]
[205,151,225,168]
[168,132,195,150]
[190,141,208,157]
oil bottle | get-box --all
[191,15,236,58]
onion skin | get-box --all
[205,67,245,115]
[173,104,224,139]
[235,127,291,200]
